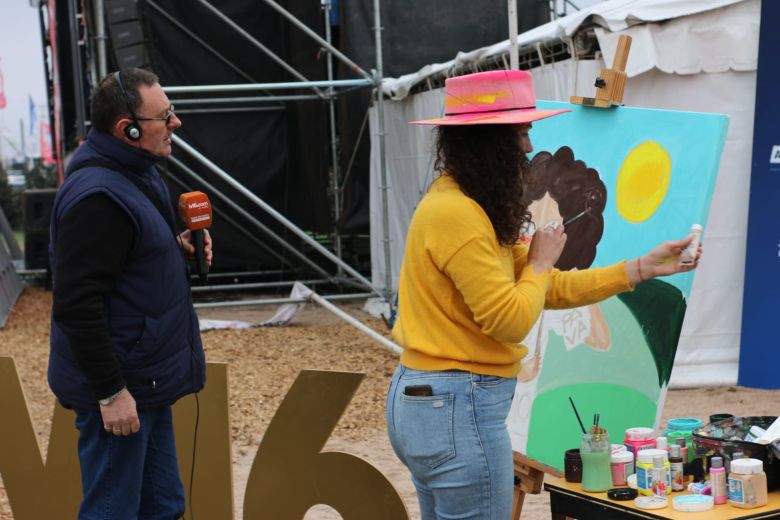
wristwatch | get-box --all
[98,387,126,407]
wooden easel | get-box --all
[570,34,632,108]
[511,452,565,520]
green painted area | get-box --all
[519,298,673,470]
[535,298,659,401]
[526,383,657,470]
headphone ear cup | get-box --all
[124,123,141,142]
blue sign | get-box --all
[739,1,780,389]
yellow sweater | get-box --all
[392,175,633,378]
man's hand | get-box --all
[178,228,213,266]
[100,389,141,436]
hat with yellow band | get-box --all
[410,69,570,126]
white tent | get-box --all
[368,0,759,388]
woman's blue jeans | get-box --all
[74,406,185,520]
[386,365,517,520]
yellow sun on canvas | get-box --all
[616,141,672,222]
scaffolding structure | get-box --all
[40,0,395,310]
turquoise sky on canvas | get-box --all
[533,100,728,295]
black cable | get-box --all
[187,392,200,520]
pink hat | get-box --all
[411,70,570,126]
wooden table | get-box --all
[544,478,780,519]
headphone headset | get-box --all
[113,71,142,142]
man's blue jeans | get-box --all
[74,406,185,520]
[386,365,517,520]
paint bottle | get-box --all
[688,481,712,495]
[651,455,669,497]
[669,445,685,491]
[680,224,702,265]
[636,449,669,496]
[624,427,656,460]
[667,429,697,463]
[728,458,768,509]
[656,436,668,451]
[710,456,727,505]
[674,438,690,485]
[727,451,745,473]
[610,450,634,486]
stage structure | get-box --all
[36,0,394,308]
[36,0,557,314]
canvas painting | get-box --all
[506,101,729,469]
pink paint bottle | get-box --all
[710,456,727,505]
[624,427,656,460]
[611,450,634,486]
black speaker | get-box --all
[23,189,57,232]
[108,20,144,49]
[24,229,50,270]
[104,0,150,70]
[105,0,139,25]
[115,44,150,69]
[23,189,56,271]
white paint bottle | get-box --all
[680,224,702,265]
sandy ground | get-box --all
[1,287,779,519]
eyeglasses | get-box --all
[136,105,176,125]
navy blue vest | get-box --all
[48,130,205,410]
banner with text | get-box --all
[739,1,780,389]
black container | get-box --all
[564,448,582,483]
[693,416,780,491]
[709,413,735,424]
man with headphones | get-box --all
[48,67,212,519]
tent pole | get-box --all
[67,0,87,140]
[323,0,343,270]
[190,279,330,293]
[508,0,519,70]
[193,292,375,309]
[94,0,108,78]
[172,135,380,295]
[167,155,333,279]
[373,0,393,308]
[303,285,403,355]
[164,79,372,94]
[171,95,321,105]
[193,0,326,98]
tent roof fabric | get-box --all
[381,0,757,100]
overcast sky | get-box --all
[0,0,47,161]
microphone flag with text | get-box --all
[178,191,212,285]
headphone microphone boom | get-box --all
[178,191,213,285]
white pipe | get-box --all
[508,0,519,70]
[302,284,402,355]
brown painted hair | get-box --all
[524,146,607,270]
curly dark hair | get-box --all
[434,124,531,246]
[524,146,607,270]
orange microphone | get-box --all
[178,191,212,285]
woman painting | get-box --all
[385,69,700,520]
